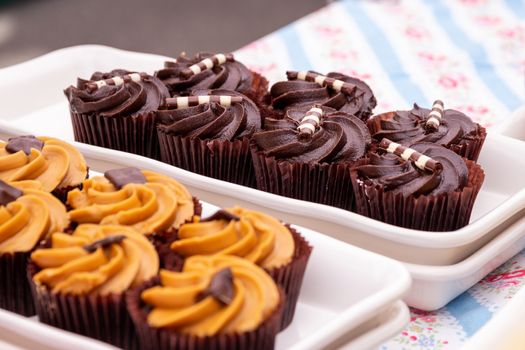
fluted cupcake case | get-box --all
[127,278,285,350]
[159,134,257,188]
[0,252,35,316]
[28,263,141,350]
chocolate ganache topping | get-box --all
[155,52,253,96]
[157,89,261,140]
[269,71,376,121]
[253,106,371,163]
[355,143,468,197]
[64,69,169,117]
[367,104,481,147]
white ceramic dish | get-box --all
[0,198,410,350]
[406,215,525,310]
[462,276,525,350]
[1,45,524,266]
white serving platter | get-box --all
[1,45,525,267]
[0,195,411,350]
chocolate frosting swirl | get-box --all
[64,69,169,118]
[269,71,376,121]
[355,143,468,197]
[253,107,371,163]
[155,53,253,96]
[367,104,481,147]
[157,89,261,140]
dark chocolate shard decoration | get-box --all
[83,235,126,253]
[104,167,147,189]
[200,267,234,305]
[5,135,44,155]
[0,180,23,206]
[201,209,240,222]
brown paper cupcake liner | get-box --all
[350,159,485,231]
[251,148,357,211]
[268,225,312,330]
[70,110,161,160]
[28,261,140,350]
[126,277,285,350]
[0,251,34,316]
[158,130,256,188]
[367,114,487,162]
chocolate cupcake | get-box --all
[252,105,371,210]
[0,180,69,316]
[67,167,200,234]
[366,100,487,161]
[166,207,311,330]
[28,224,159,349]
[350,140,485,231]
[64,69,170,159]
[157,89,262,187]
[0,135,88,201]
[155,52,268,107]
[264,70,376,122]
[127,255,284,350]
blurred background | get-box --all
[0,0,326,68]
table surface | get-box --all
[235,0,525,349]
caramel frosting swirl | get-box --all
[0,136,87,192]
[142,255,279,335]
[171,207,294,269]
[67,170,195,234]
[0,183,69,253]
[157,89,262,140]
[355,143,468,197]
[155,53,253,96]
[253,107,371,163]
[64,69,169,118]
[31,224,159,295]
[269,71,376,121]
[367,104,483,147]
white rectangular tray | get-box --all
[0,197,411,350]
[1,45,524,266]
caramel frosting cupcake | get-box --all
[266,70,376,121]
[0,179,69,316]
[366,101,487,161]
[0,135,88,199]
[128,255,283,350]
[251,105,371,210]
[29,224,159,349]
[67,167,199,234]
[64,69,170,159]
[351,140,485,231]
[169,206,311,329]
[155,52,268,104]
[157,89,262,187]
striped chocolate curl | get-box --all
[286,71,356,95]
[425,100,445,131]
[378,138,442,173]
[165,95,243,109]
[297,105,324,135]
[180,53,235,78]
[86,72,149,91]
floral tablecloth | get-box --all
[235,0,525,349]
